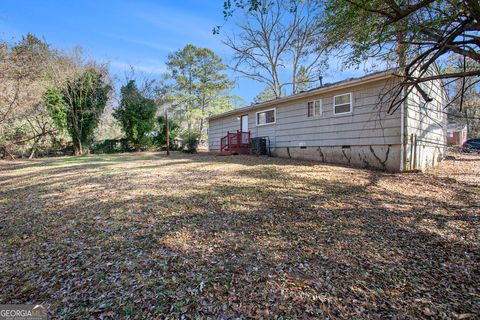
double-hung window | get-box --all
[307,100,321,117]
[256,108,276,126]
[333,93,352,115]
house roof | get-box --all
[209,68,398,121]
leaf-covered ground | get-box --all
[0,152,479,319]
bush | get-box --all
[180,130,201,153]
[91,139,135,154]
[91,139,120,154]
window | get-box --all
[307,100,321,117]
[256,108,276,126]
[447,131,453,138]
[333,93,352,115]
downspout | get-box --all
[400,86,407,172]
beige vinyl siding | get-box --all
[209,78,401,152]
[251,112,276,148]
[208,69,447,171]
[269,80,401,149]
[208,116,239,150]
[405,69,447,170]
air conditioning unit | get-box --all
[250,137,269,155]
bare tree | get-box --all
[222,0,480,113]
[447,55,480,137]
[289,0,325,93]
[0,34,60,158]
[223,0,324,97]
[321,0,480,113]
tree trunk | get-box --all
[1,146,15,160]
[292,57,298,94]
[73,139,83,155]
[165,108,170,156]
[396,29,407,68]
[29,147,36,159]
[292,73,297,95]
[199,118,204,136]
[199,99,205,136]
[29,137,40,159]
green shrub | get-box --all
[180,130,201,153]
[91,139,135,154]
[91,139,120,154]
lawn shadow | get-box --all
[0,152,478,318]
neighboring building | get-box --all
[447,123,468,146]
[208,69,448,172]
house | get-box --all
[208,69,448,171]
[447,123,468,146]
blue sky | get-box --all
[0,0,371,105]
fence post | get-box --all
[227,131,230,150]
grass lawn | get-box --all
[0,152,479,319]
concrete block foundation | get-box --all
[272,145,402,172]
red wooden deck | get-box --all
[220,131,251,154]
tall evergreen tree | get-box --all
[114,80,157,151]
[166,44,234,137]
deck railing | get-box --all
[220,130,250,152]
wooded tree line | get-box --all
[0,35,236,158]
[0,34,84,158]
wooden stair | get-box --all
[220,130,251,155]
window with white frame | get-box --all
[307,100,321,117]
[256,108,275,125]
[333,93,352,115]
[447,131,453,138]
